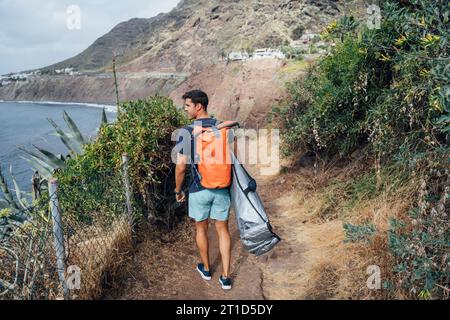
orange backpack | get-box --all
[191,120,239,189]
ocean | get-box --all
[0,101,117,198]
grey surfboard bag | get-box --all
[230,153,280,256]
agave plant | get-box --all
[19,108,108,180]
[0,107,109,240]
[0,165,30,242]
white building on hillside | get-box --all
[228,51,250,61]
[55,67,79,75]
[10,73,28,80]
[253,48,285,59]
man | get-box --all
[174,89,234,290]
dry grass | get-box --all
[1,210,135,300]
[67,215,133,300]
[1,222,63,300]
[101,217,198,299]
[334,182,417,299]
[258,151,418,300]
[279,60,310,75]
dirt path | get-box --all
[104,162,346,300]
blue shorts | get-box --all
[188,188,231,222]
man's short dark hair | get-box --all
[182,90,209,111]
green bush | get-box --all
[278,36,371,156]
[278,0,449,161]
[56,95,187,224]
[280,45,304,60]
[55,162,126,225]
[276,0,449,299]
[388,167,449,299]
[292,25,305,40]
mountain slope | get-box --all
[43,18,156,72]
[42,0,365,73]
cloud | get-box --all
[0,0,180,74]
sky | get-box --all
[0,0,181,75]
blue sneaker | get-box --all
[196,263,211,280]
[219,275,232,290]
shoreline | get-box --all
[0,99,117,113]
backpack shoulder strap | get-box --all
[189,119,218,135]
[189,119,239,136]
[216,120,239,130]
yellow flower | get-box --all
[358,47,368,55]
[420,34,440,46]
[430,96,443,112]
[418,68,429,77]
[326,21,337,33]
[418,16,426,27]
[379,53,391,61]
[320,30,329,38]
[0,208,11,218]
[394,34,407,46]
[418,289,431,300]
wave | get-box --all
[0,99,117,113]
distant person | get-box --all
[31,171,42,201]
[174,89,237,290]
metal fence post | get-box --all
[121,154,134,231]
[48,178,69,300]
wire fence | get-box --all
[0,154,137,300]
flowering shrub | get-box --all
[278,0,449,161]
[277,0,449,299]
[389,167,449,299]
[56,95,188,225]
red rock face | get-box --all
[0,58,300,129]
[170,58,294,128]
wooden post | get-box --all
[121,154,134,231]
[112,52,120,114]
[31,183,37,202]
[48,178,69,299]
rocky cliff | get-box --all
[170,58,303,127]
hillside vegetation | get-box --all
[273,0,449,299]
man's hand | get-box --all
[175,190,186,203]
[175,153,188,203]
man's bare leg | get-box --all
[215,220,231,277]
[195,219,210,270]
